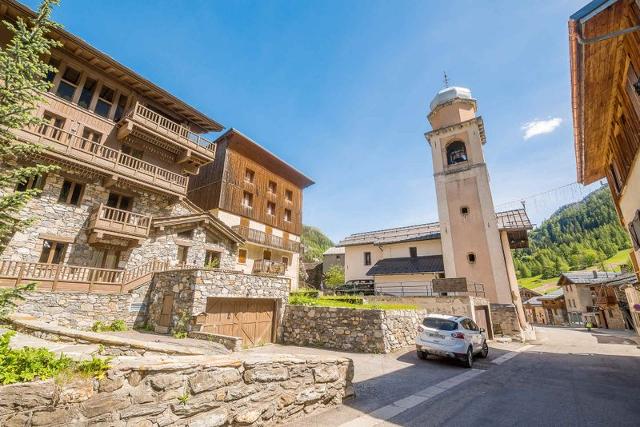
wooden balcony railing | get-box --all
[252,259,287,275]
[88,204,152,239]
[0,259,193,294]
[232,225,300,252]
[122,102,216,156]
[596,295,617,305]
[27,123,188,195]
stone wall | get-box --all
[282,305,427,353]
[147,269,291,333]
[0,171,237,271]
[490,304,522,338]
[0,353,354,426]
[15,289,142,330]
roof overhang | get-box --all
[152,212,245,244]
[569,0,626,184]
[2,0,223,133]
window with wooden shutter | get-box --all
[629,210,640,250]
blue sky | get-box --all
[30,0,599,242]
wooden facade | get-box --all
[188,129,314,236]
[570,0,640,278]
[1,0,221,199]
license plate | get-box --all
[427,332,442,339]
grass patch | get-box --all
[91,320,127,333]
[288,294,416,310]
[0,331,110,385]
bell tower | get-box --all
[425,86,512,304]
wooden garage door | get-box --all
[202,298,275,346]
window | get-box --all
[460,206,469,215]
[55,65,81,101]
[267,202,276,216]
[364,252,371,266]
[45,57,60,83]
[58,180,84,206]
[609,163,623,195]
[285,189,293,203]
[263,250,272,261]
[39,240,67,264]
[282,256,289,266]
[467,253,476,264]
[446,141,468,165]
[40,112,65,140]
[284,209,292,222]
[82,127,102,149]
[238,248,247,264]
[122,145,144,160]
[204,250,221,268]
[114,94,128,122]
[244,168,255,183]
[77,77,97,109]
[106,192,132,211]
[177,245,189,265]
[268,181,277,194]
[608,309,614,317]
[423,317,457,331]
[15,175,45,193]
[177,229,194,239]
[409,247,417,258]
[95,85,115,118]
[242,191,253,208]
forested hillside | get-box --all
[513,186,631,279]
[301,225,334,262]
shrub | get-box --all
[91,321,107,332]
[323,265,345,288]
[109,320,127,332]
[0,331,111,385]
[290,289,319,299]
[91,320,127,332]
[321,295,364,305]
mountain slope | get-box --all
[301,225,334,263]
[513,186,631,279]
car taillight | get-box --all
[451,332,465,339]
[417,325,425,333]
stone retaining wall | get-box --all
[282,305,427,353]
[0,353,354,426]
[188,331,243,352]
[14,288,148,330]
[490,304,522,339]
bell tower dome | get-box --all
[425,86,512,304]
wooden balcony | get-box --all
[117,102,215,168]
[88,204,152,246]
[0,259,174,294]
[596,295,617,306]
[21,124,189,196]
[232,225,300,252]
[252,259,287,275]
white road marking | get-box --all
[491,344,534,365]
[338,369,485,427]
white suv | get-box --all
[415,314,488,368]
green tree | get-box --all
[0,0,60,251]
[323,265,345,288]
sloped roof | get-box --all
[538,289,565,301]
[598,273,639,288]
[339,209,531,246]
[558,271,619,286]
[524,296,544,306]
[152,212,244,244]
[323,246,345,255]
[366,255,444,276]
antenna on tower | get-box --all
[443,72,449,88]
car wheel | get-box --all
[478,341,489,359]
[417,350,427,360]
[462,347,473,368]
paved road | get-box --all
[282,327,640,427]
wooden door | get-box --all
[474,306,493,339]
[158,294,174,327]
[203,298,275,346]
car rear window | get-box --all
[423,317,458,331]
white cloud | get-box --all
[521,117,562,140]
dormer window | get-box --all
[446,141,468,165]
